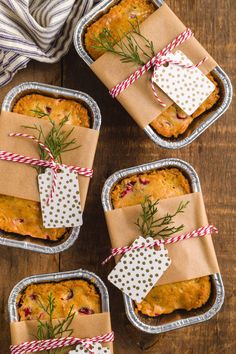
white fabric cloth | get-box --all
[0,0,99,87]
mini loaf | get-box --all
[0,94,90,241]
[85,0,220,138]
[17,280,101,321]
[111,168,211,316]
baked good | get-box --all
[0,196,65,241]
[111,168,190,209]
[85,0,220,138]
[136,277,211,316]
[13,94,90,128]
[111,168,211,316]
[0,94,90,241]
[85,0,155,60]
[150,74,220,138]
[17,280,101,321]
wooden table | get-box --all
[0,1,235,352]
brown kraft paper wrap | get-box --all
[91,3,217,128]
[10,312,113,354]
[105,192,219,286]
[0,111,99,210]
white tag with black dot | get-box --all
[108,236,171,303]
[69,343,110,354]
[152,50,215,115]
[38,167,82,228]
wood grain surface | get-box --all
[0,1,235,353]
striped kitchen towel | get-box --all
[0,0,100,87]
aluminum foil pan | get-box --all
[74,0,233,149]
[0,82,101,254]
[8,269,109,322]
[1,82,101,131]
[101,158,224,333]
[74,0,164,66]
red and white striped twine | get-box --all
[0,132,93,205]
[109,28,207,106]
[10,331,114,354]
[102,225,218,265]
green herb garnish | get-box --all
[36,293,75,354]
[30,105,51,119]
[23,115,80,173]
[135,196,189,238]
[93,19,155,66]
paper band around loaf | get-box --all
[104,192,219,286]
[0,112,99,210]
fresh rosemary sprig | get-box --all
[135,196,189,238]
[93,19,155,66]
[23,115,80,173]
[36,293,75,354]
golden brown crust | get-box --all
[0,94,90,241]
[111,168,211,316]
[13,94,90,128]
[136,276,211,316]
[17,280,101,321]
[0,196,65,241]
[85,0,155,60]
[150,74,220,138]
[111,168,191,209]
[150,105,194,138]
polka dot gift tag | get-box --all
[69,343,110,354]
[108,236,171,303]
[152,50,215,115]
[38,167,82,228]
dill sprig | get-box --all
[36,293,75,354]
[93,19,155,66]
[135,196,189,238]
[30,105,50,119]
[22,115,80,174]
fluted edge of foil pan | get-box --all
[101,158,224,333]
[0,82,102,254]
[8,269,109,322]
[73,0,233,149]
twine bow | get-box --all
[109,28,208,106]
[0,132,93,205]
[102,224,218,265]
[10,331,114,354]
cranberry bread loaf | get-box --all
[0,94,90,241]
[85,0,155,60]
[13,94,90,128]
[17,280,101,321]
[111,168,211,316]
[150,74,220,138]
[0,196,65,241]
[85,0,220,138]
[136,277,211,316]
